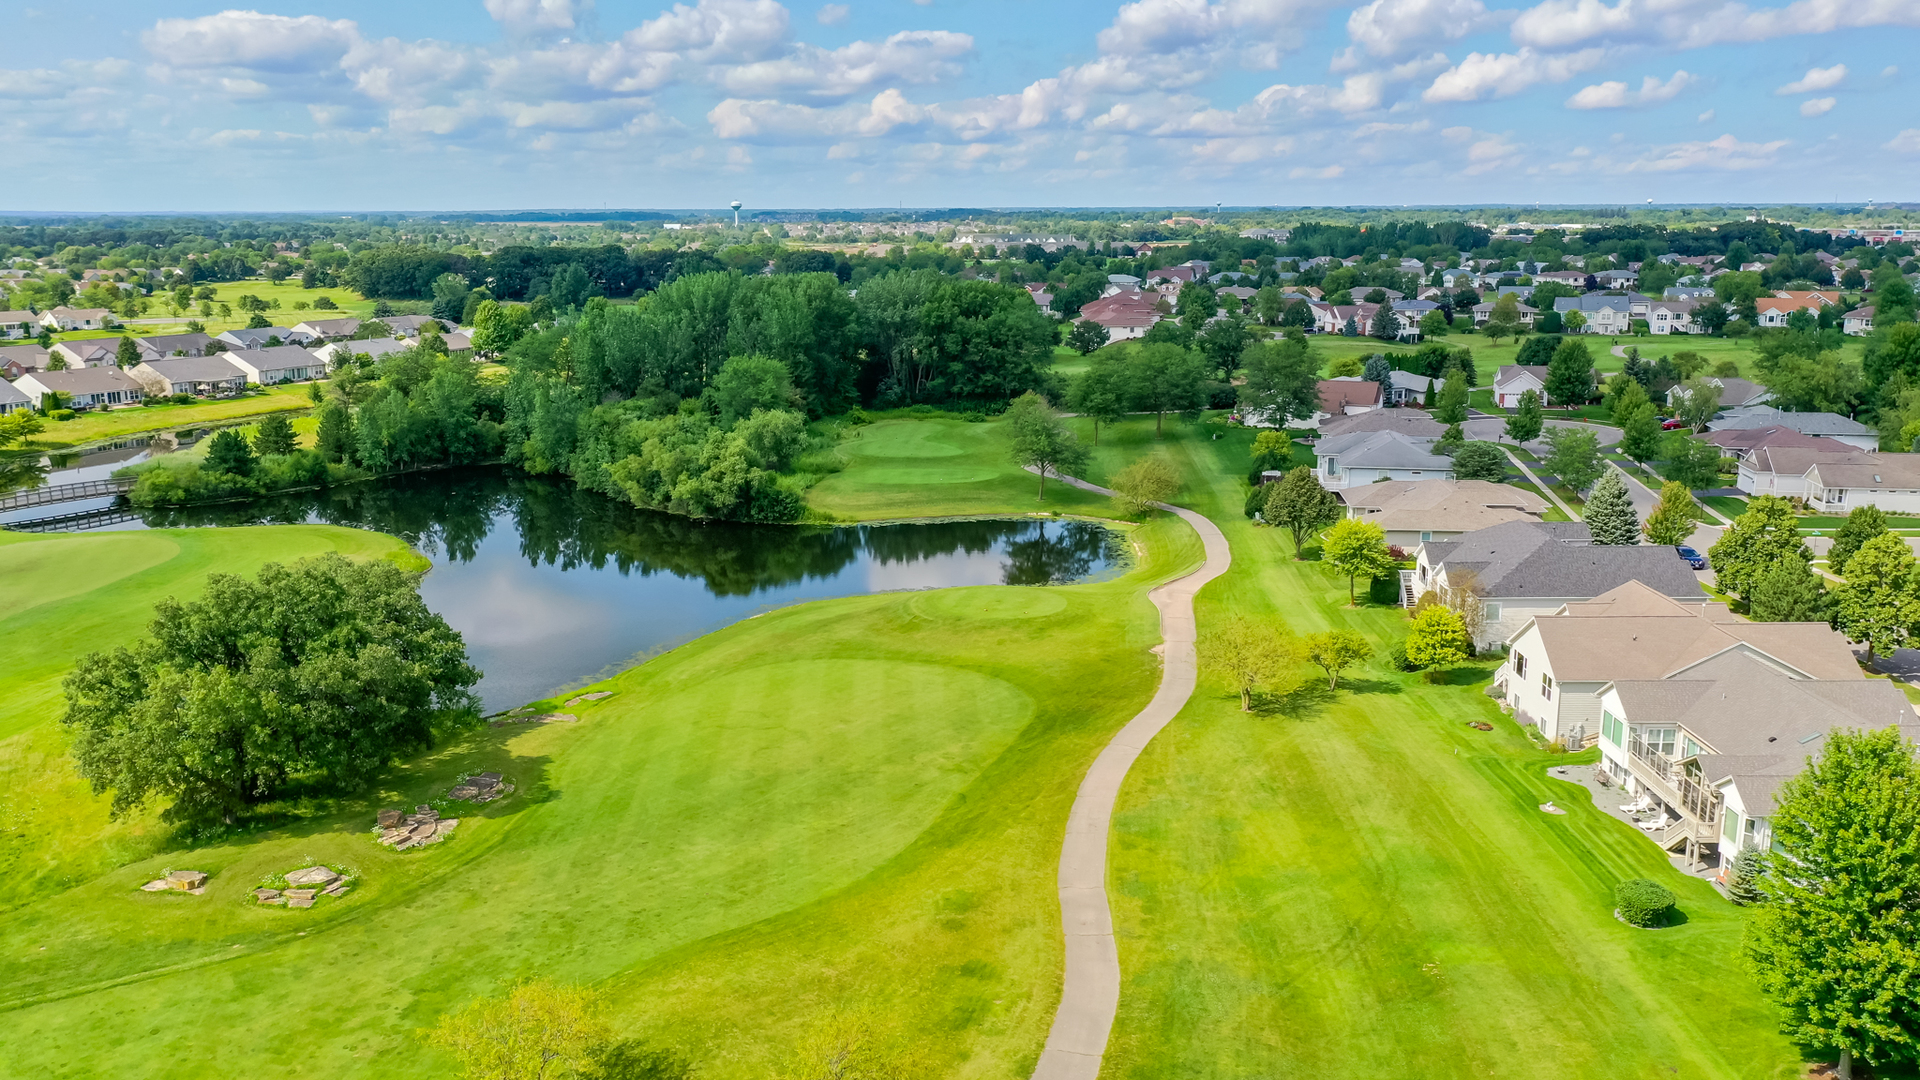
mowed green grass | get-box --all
[0,507,1204,1077]
[1078,421,1804,1080]
[15,385,317,452]
[0,527,416,911]
[808,416,1122,521]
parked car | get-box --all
[1661,417,1688,430]
[1676,545,1708,569]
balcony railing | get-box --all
[1625,736,1722,826]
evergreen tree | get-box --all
[1584,471,1640,544]
[115,336,142,368]
[1370,305,1401,341]
[1504,389,1543,443]
[1342,315,1360,337]
[1263,466,1342,558]
[1435,422,1465,456]
[1362,354,1392,389]
[1642,481,1699,546]
[1827,505,1888,578]
[1710,495,1812,606]
[251,412,297,456]
[316,401,355,464]
[1748,727,1920,1079]
[1749,557,1833,623]
[202,428,257,477]
[1725,846,1762,906]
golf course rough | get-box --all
[0,504,1203,1078]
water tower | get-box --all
[731,200,742,227]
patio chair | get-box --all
[1638,815,1670,832]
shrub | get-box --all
[48,409,75,422]
[1614,878,1676,927]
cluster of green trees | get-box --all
[1704,496,1837,626]
[61,554,479,824]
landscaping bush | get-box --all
[48,409,75,422]
[1614,878,1676,927]
[1244,485,1268,519]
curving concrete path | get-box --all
[1026,470,1233,1080]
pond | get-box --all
[24,467,1125,712]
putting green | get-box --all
[847,423,970,458]
[0,509,1204,1078]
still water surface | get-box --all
[29,467,1122,712]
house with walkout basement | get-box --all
[13,366,145,410]
[224,345,324,385]
[1340,479,1548,548]
[1499,580,1860,750]
[1410,521,1705,646]
[129,355,250,398]
[1315,429,1450,490]
[1595,647,1916,871]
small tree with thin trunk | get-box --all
[1263,466,1341,558]
[1505,389,1543,443]
[1110,455,1180,517]
[1641,481,1698,546]
[1305,629,1373,690]
[1202,616,1302,711]
[1005,391,1090,500]
[1321,517,1397,605]
[1747,727,1920,1080]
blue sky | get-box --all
[7,0,1918,210]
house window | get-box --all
[1601,710,1623,746]
[1420,531,1433,542]
[1540,674,1554,700]
[1483,603,1502,622]
[1639,727,1677,756]
[1722,808,1743,846]
[1513,652,1527,678]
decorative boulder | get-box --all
[285,866,340,887]
[165,870,208,891]
[377,809,404,828]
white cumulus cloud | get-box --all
[485,0,593,34]
[1423,47,1608,101]
[1799,95,1835,115]
[1342,0,1508,59]
[1511,0,1920,51]
[1565,69,1692,108]
[143,10,361,71]
[1777,63,1845,93]
[1626,132,1788,171]
[817,3,850,23]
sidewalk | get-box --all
[1502,447,1579,521]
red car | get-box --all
[1661,417,1688,430]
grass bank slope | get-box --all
[808,417,1119,521]
[1091,420,1803,1080]
[0,508,1202,1078]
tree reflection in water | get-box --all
[125,467,1121,595]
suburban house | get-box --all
[381,315,450,337]
[1553,294,1634,334]
[1077,292,1161,342]
[38,306,111,331]
[1470,300,1539,327]
[0,344,50,378]
[1646,299,1699,334]
[1843,305,1875,336]
[1315,429,1451,490]
[1665,375,1771,411]
[290,317,362,340]
[49,339,124,368]
[444,330,473,352]
[1800,453,1920,514]
[0,311,36,339]
[1308,302,1381,335]
[1314,376,1384,417]
[13,366,145,410]
[317,337,415,366]
[0,377,28,415]
[1596,647,1915,869]
[224,345,323,385]
[1593,269,1639,289]
[1341,479,1548,548]
[1534,271,1588,288]
[1492,365,1548,409]
[1774,289,1841,306]
[216,327,312,350]
[1664,286,1716,301]
[140,332,215,357]
[129,356,250,398]
[1754,296,1827,328]
[1021,284,1054,316]
[1702,424,1854,462]
[1318,409,1445,440]
[1500,580,1860,749]
[1410,520,1705,646]
[1708,406,1877,451]
[1386,369,1443,405]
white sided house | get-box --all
[1594,648,1916,871]
[1316,429,1451,490]
[1500,581,1860,749]
[13,366,145,410]
[1411,521,1705,647]
[129,355,250,397]
[39,306,110,331]
[1492,364,1548,409]
[224,345,324,385]
[0,377,29,415]
[1708,406,1878,452]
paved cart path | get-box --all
[1027,469,1232,1080]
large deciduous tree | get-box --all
[1827,505,1889,578]
[1236,338,1320,426]
[1545,338,1595,406]
[1747,727,1920,1080]
[1264,466,1341,558]
[1831,533,1920,658]
[1710,495,1813,608]
[1749,556,1833,623]
[1067,352,1128,445]
[1122,342,1209,435]
[1203,616,1302,711]
[1541,426,1603,493]
[61,554,480,823]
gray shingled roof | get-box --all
[0,378,28,408]
[1709,406,1872,437]
[1426,520,1702,599]
[1317,429,1446,470]
[1319,409,1445,438]
[141,356,248,382]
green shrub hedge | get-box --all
[1614,878,1676,927]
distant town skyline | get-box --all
[6,0,1919,210]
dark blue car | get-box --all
[1676,545,1708,570]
